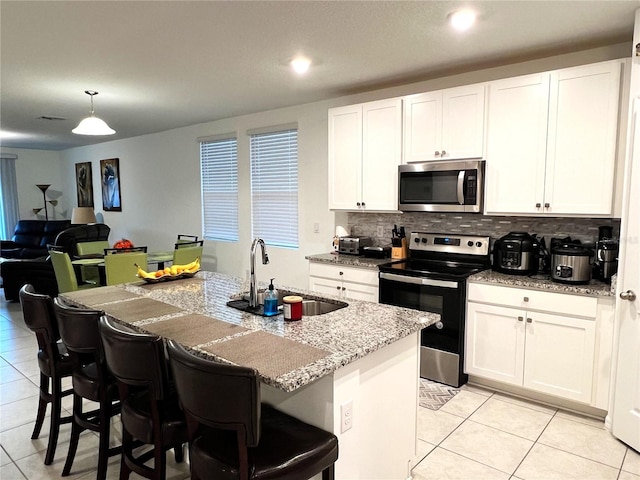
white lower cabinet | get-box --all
[465,283,604,406]
[308,262,379,303]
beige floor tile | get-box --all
[412,447,510,480]
[619,471,640,480]
[413,439,436,467]
[460,383,495,397]
[0,365,26,385]
[469,397,553,441]
[0,461,26,479]
[0,335,36,355]
[0,378,39,406]
[0,396,42,432]
[1,446,11,466]
[440,420,533,474]
[515,443,619,480]
[555,409,607,429]
[538,416,627,468]
[417,407,465,445]
[15,361,41,379]
[0,346,36,365]
[0,326,31,341]
[623,448,640,475]
[491,392,557,415]
[0,418,73,462]
[439,390,489,418]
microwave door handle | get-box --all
[457,171,465,205]
[380,272,458,289]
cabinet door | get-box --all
[465,303,525,386]
[328,105,362,209]
[523,312,595,403]
[362,98,402,210]
[309,276,344,298]
[441,84,486,160]
[403,92,442,162]
[485,73,550,214]
[343,282,379,303]
[544,61,622,215]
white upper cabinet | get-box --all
[403,84,486,162]
[485,60,623,216]
[328,98,402,211]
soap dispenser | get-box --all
[263,278,279,316]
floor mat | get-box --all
[419,378,460,410]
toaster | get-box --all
[339,236,372,255]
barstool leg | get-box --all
[44,376,62,465]
[62,393,82,476]
[31,372,49,440]
[96,396,112,480]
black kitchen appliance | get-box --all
[551,241,594,285]
[338,236,372,255]
[593,226,618,282]
[492,232,539,275]
[378,232,491,387]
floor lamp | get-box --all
[33,184,58,220]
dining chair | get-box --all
[52,298,121,480]
[99,316,187,480]
[176,234,198,245]
[172,240,203,266]
[49,247,98,294]
[103,249,148,285]
[18,284,74,465]
[166,339,339,480]
[75,240,110,283]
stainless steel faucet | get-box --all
[249,238,269,308]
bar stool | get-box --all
[18,284,73,465]
[166,339,339,480]
[98,316,187,480]
[52,298,121,480]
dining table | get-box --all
[71,250,175,286]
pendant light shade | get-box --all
[72,90,115,135]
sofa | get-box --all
[1,220,71,259]
[1,223,110,301]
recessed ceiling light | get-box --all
[450,9,476,31]
[290,56,311,75]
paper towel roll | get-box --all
[335,225,349,237]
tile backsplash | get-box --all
[346,212,621,248]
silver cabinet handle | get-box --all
[339,271,344,276]
[434,150,440,156]
[517,316,524,322]
[342,287,346,291]
[526,318,533,323]
[441,149,447,156]
[356,202,361,207]
[535,203,541,208]
[620,290,637,301]
[336,286,341,290]
[544,203,550,208]
[361,202,366,207]
[523,297,529,302]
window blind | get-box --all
[250,128,299,248]
[200,137,239,242]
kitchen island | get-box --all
[61,271,436,480]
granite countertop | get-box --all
[469,270,615,297]
[61,271,435,393]
[306,252,395,268]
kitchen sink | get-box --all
[228,290,347,317]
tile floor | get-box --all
[1,298,639,480]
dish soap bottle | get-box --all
[263,278,279,316]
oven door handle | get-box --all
[457,170,465,205]
[380,272,459,289]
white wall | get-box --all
[49,42,629,288]
[0,147,66,222]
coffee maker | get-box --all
[593,226,618,282]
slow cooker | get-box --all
[551,243,593,284]
[492,232,539,275]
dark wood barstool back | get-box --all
[18,284,73,465]
[98,316,187,480]
[166,339,339,480]
[52,298,121,480]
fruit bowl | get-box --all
[139,269,200,283]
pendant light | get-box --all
[72,90,116,135]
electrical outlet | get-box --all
[313,222,320,234]
[340,400,353,433]
[376,225,384,237]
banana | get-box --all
[179,257,200,271]
[135,263,156,280]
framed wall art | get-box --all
[100,158,122,211]
[75,162,94,207]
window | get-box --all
[0,154,19,240]
[250,127,298,248]
[200,136,238,242]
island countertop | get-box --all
[61,271,435,392]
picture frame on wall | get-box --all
[75,162,94,207]
[100,158,121,211]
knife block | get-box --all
[391,237,408,259]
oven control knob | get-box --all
[467,241,474,247]
[435,321,444,330]
[476,241,483,247]
[421,238,428,244]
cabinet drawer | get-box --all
[309,262,379,286]
[468,282,597,318]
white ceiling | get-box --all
[1,1,638,151]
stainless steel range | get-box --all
[378,232,491,387]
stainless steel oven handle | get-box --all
[380,272,459,289]
[457,170,465,205]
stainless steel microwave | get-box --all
[398,159,485,213]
